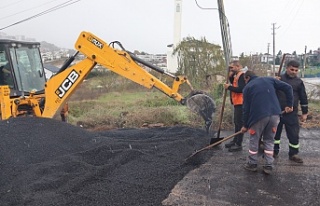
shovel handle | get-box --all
[186,131,243,160]
[277,54,287,77]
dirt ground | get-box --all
[0,117,319,206]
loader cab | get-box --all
[0,39,46,97]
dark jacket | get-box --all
[242,76,293,128]
[277,73,308,114]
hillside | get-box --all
[39,41,61,52]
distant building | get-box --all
[43,64,60,79]
[0,32,35,42]
[15,35,26,41]
[136,53,167,70]
[260,53,273,63]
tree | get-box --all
[239,55,251,68]
[275,56,280,65]
[172,37,225,89]
[277,50,282,56]
[133,50,141,55]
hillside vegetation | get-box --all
[66,72,215,130]
[65,72,320,131]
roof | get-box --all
[0,38,40,46]
[44,64,60,73]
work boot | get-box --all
[224,141,235,148]
[228,144,242,152]
[263,166,273,175]
[243,163,257,172]
[289,155,303,163]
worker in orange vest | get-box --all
[224,60,245,152]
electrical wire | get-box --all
[0,0,81,31]
[273,0,292,23]
[194,0,216,10]
[279,0,305,38]
[0,0,63,21]
[194,0,233,60]
[0,0,26,10]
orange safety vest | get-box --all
[231,71,244,105]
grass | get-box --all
[65,71,215,130]
[67,87,203,130]
[304,67,320,77]
[65,73,320,131]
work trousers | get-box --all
[233,105,244,146]
[274,112,300,156]
[248,115,279,166]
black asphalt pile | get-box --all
[0,117,214,206]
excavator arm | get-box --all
[1,31,215,132]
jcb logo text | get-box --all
[88,36,104,49]
[56,70,79,98]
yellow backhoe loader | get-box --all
[0,31,215,132]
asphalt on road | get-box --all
[0,117,213,206]
[0,117,319,206]
[163,129,320,206]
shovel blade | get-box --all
[209,137,224,145]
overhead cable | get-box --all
[0,0,62,20]
[0,0,81,30]
[0,0,26,10]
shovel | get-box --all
[209,66,231,143]
[185,131,242,161]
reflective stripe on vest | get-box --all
[231,71,244,105]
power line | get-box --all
[279,0,305,38]
[274,0,296,24]
[0,0,26,10]
[0,0,62,20]
[194,0,216,10]
[0,0,81,31]
[194,0,233,60]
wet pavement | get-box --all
[163,128,320,206]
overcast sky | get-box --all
[1,0,319,56]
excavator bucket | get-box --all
[185,91,215,134]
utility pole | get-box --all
[217,0,232,65]
[267,43,270,66]
[272,23,276,77]
[215,0,232,140]
[272,23,280,77]
[302,45,307,78]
